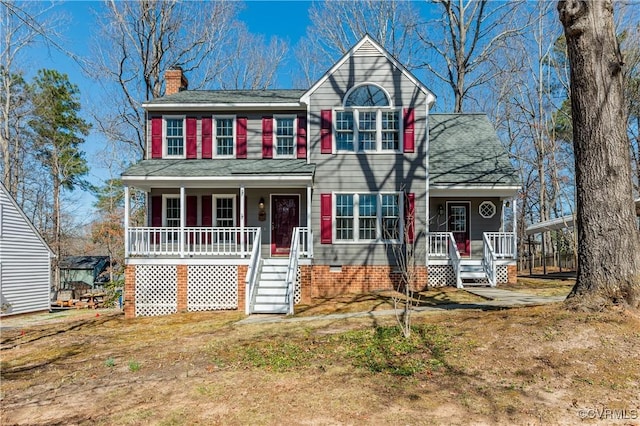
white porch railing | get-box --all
[245,230,262,315]
[127,227,260,257]
[482,233,497,287]
[427,232,451,257]
[484,232,516,258]
[448,233,463,288]
[284,227,313,315]
[297,227,314,258]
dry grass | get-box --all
[2,278,639,426]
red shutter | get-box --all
[151,196,162,227]
[403,108,415,153]
[405,192,415,244]
[297,116,307,159]
[320,110,332,154]
[151,117,162,159]
[202,195,212,227]
[236,117,247,159]
[186,117,197,159]
[202,117,212,159]
[320,193,332,244]
[186,196,197,226]
[262,117,273,158]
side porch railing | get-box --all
[285,227,313,315]
[482,233,497,287]
[245,230,262,315]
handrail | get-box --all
[285,227,302,315]
[482,233,497,287]
[245,229,262,315]
[484,232,516,258]
[447,233,462,288]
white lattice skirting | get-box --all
[294,267,302,304]
[135,265,178,316]
[187,265,237,311]
[427,265,510,287]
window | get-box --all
[214,196,235,227]
[479,201,496,219]
[335,84,400,152]
[275,116,295,158]
[165,197,180,227]
[165,118,184,157]
[215,117,234,157]
[334,193,402,242]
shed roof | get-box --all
[60,256,109,270]
[429,114,519,187]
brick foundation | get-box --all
[238,265,247,312]
[507,264,517,285]
[177,265,188,312]
[299,265,312,304]
[309,265,428,299]
[124,264,136,318]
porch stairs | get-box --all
[458,260,490,287]
[251,258,289,314]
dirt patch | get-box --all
[1,285,639,425]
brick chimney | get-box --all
[165,66,188,96]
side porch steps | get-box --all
[251,258,289,314]
[458,260,490,287]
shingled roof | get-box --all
[143,89,306,106]
[429,114,518,187]
[123,159,315,178]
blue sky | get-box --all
[24,1,315,222]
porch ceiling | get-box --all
[122,159,315,190]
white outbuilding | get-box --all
[1,182,54,316]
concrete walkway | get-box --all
[237,288,566,325]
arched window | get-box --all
[335,84,399,152]
[344,84,390,107]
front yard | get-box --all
[1,277,639,425]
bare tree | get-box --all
[0,0,62,198]
[294,0,420,87]
[418,0,528,113]
[558,0,640,309]
[89,0,239,159]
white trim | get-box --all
[163,115,186,159]
[273,115,297,159]
[127,257,251,266]
[333,107,402,154]
[332,191,403,244]
[270,193,301,256]
[143,102,304,111]
[430,185,520,198]
[213,194,236,228]
[446,201,471,255]
[301,35,436,106]
[342,82,393,108]
[479,201,497,219]
[213,114,236,158]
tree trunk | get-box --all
[558,0,640,310]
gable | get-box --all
[301,35,435,107]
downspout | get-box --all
[124,185,130,259]
[425,102,431,269]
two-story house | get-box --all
[121,35,520,318]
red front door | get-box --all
[448,203,470,256]
[271,195,299,256]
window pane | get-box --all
[358,111,376,151]
[166,119,183,156]
[216,118,234,156]
[276,118,295,156]
[382,195,399,240]
[381,111,399,150]
[336,111,354,151]
[216,198,234,227]
[335,194,354,240]
[358,194,377,240]
[345,85,389,107]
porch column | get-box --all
[512,197,518,259]
[240,185,245,258]
[180,186,185,258]
[124,185,130,258]
[307,184,312,257]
